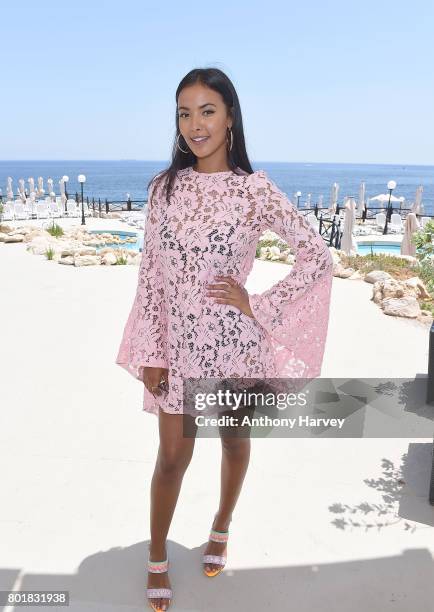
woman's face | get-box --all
[177,83,233,163]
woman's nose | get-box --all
[191,115,204,130]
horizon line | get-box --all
[0,159,433,167]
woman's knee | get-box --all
[221,436,250,457]
[157,445,193,477]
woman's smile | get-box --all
[190,136,210,146]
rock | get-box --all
[333,263,355,278]
[60,248,77,257]
[101,252,118,265]
[58,256,75,265]
[108,212,122,219]
[333,263,344,277]
[23,229,52,242]
[419,310,434,325]
[128,253,141,265]
[74,255,102,266]
[0,232,9,242]
[364,270,392,284]
[0,224,14,233]
[26,237,62,255]
[405,277,431,299]
[382,297,421,318]
[77,247,97,256]
[372,278,418,304]
[339,267,356,278]
[8,227,33,236]
[4,234,24,242]
[285,254,295,265]
[98,247,117,255]
[348,270,364,280]
[328,247,342,265]
[82,239,104,247]
[259,246,271,260]
[27,239,50,254]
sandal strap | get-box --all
[147,588,172,598]
[209,528,229,543]
[203,554,227,566]
[147,558,169,573]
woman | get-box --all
[116,67,334,611]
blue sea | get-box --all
[1,160,433,215]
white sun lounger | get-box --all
[66,199,79,217]
[375,213,386,232]
[49,201,62,218]
[1,202,15,221]
[389,213,404,233]
[13,202,30,220]
[36,202,50,219]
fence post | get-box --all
[334,220,341,249]
[127,197,132,211]
[105,198,109,214]
[98,198,101,217]
[329,217,336,246]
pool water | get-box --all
[88,229,143,252]
[357,242,402,255]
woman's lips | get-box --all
[191,137,209,146]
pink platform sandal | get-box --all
[146,558,172,611]
[203,527,229,577]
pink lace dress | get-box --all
[115,165,334,415]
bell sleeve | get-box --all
[115,175,168,381]
[248,170,334,379]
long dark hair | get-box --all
[147,67,254,206]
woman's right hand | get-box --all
[142,367,169,397]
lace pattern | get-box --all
[115,166,333,414]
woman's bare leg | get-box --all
[147,408,197,610]
[203,409,252,573]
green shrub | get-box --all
[45,247,55,260]
[413,219,434,262]
[339,252,419,280]
[47,223,64,237]
[256,237,289,257]
[412,222,434,301]
[115,253,128,265]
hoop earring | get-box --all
[227,127,233,151]
[176,133,189,154]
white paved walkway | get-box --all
[0,228,433,611]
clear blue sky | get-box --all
[2,0,433,164]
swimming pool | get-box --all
[88,230,143,252]
[357,242,403,256]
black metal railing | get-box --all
[72,194,147,214]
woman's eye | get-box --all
[179,110,214,118]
